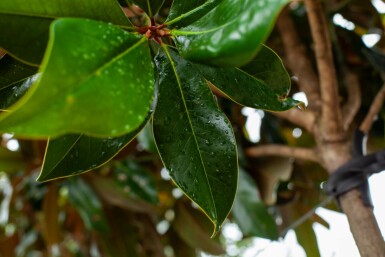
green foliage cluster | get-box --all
[0,0,299,234]
[10,0,385,256]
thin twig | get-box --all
[360,83,385,134]
[342,71,361,130]
[272,108,316,134]
[245,144,320,163]
[277,8,321,112]
[305,0,344,141]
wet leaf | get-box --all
[232,170,278,239]
[195,45,299,111]
[0,0,130,65]
[0,55,37,110]
[38,116,149,182]
[166,0,224,28]
[172,0,289,66]
[153,47,238,234]
[0,18,154,138]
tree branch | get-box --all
[305,0,344,141]
[272,108,315,134]
[277,8,321,112]
[342,71,361,130]
[360,83,385,133]
[245,144,320,163]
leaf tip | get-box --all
[210,223,222,238]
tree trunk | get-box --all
[276,1,385,255]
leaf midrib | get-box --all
[171,19,236,36]
[162,45,217,221]
[12,34,147,122]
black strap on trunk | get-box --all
[323,130,385,207]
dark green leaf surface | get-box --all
[195,46,299,111]
[172,0,288,66]
[114,160,158,204]
[38,118,147,182]
[0,18,154,138]
[0,55,37,110]
[129,0,165,17]
[166,0,224,28]
[232,170,278,239]
[0,0,130,65]
[67,178,109,232]
[153,47,238,234]
[241,45,291,95]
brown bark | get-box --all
[245,144,319,163]
[275,2,385,256]
[305,0,344,142]
[277,8,321,112]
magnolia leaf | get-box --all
[0,0,131,65]
[166,0,224,28]
[0,55,37,110]
[38,116,149,182]
[195,46,299,111]
[153,47,238,234]
[0,18,154,138]
[172,0,289,66]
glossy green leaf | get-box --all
[172,0,288,66]
[166,0,224,28]
[0,18,154,138]
[114,160,158,204]
[67,178,109,232]
[232,170,278,239]
[0,0,131,65]
[153,47,238,234]
[0,55,37,110]
[38,117,148,182]
[195,46,299,111]
[241,45,292,95]
[129,0,165,17]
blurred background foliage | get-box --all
[1,0,385,256]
